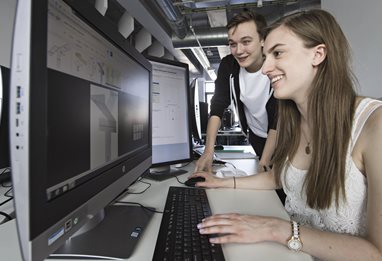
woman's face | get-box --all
[262,26,319,103]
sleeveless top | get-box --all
[282,98,382,236]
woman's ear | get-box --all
[312,44,327,66]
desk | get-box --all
[0,159,312,261]
[213,145,258,162]
[202,127,247,145]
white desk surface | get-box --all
[0,157,312,261]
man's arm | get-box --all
[194,56,233,172]
[194,116,221,172]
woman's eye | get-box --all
[273,51,282,57]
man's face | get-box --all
[228,21,264,73]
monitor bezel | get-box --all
[0,65,11,172]
[10,1,153,260]
[189,78,203,143]
[146,55,193,168]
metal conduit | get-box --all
[172,27,228,48]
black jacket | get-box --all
[210,54,277,136]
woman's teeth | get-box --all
[271,75,283,83]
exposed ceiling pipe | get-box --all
[172,27,228,48]
[154,0,188,39]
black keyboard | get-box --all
[152,186,225,261]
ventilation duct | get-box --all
[154,0,188,39]
[172,27,228,48]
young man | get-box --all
[195,11,277,173]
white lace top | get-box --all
[282,98,382,236]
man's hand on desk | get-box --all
[257,163,272,173]
[194,151,214,172]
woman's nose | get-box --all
[261,56,273,75]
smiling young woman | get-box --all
[190,9,382,261]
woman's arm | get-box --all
[198,214,381,261]
[190,169,279,190]
[197,106,382,260]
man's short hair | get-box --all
[227,10,267,39]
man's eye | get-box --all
[229,43,237,48]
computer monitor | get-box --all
[189,78,203,144]
[146,56,193,180]
[0,65,11,182]
[10,0,152,260]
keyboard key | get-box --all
[152,186,225,261]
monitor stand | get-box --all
[144,165,188,181]
[50,205,153,259]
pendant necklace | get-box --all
[301,129,311,155]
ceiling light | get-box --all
[207,68,217,81]
[189,25,217,80]
[190,47,210,70]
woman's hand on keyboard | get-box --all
[197,213,288,245]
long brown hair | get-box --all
[269,10,357,209]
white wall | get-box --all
[322,0,382,99]
[0,0,17,68]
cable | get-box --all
[212,155,227,165]
[0,168,11,185]
[224,161,237,169]
[0,211,13,223]
[0,167,10,175]
[179,161,192,168]
[4,187,13,198]
[114,201,163,214]
[1,179,12,188]
[175,175,186,185]
[0,197,13,207]
[126,179,151,194]
[138,179,151,186]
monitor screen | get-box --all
[10,0,152,260]
[146,56,192,180]
[0,65,11,181]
